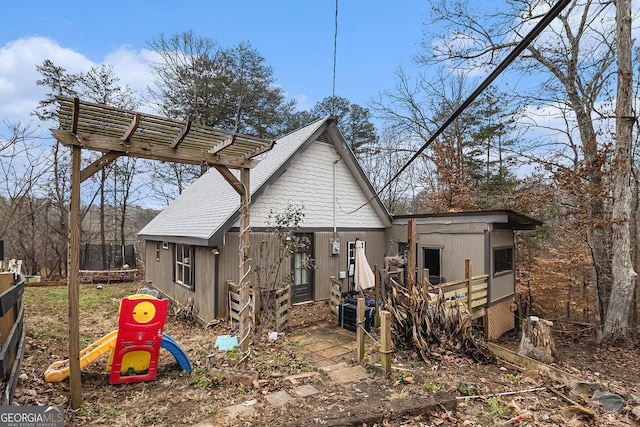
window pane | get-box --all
[494,247,513,274]
[177,264,184,283]
[184,266,191,286]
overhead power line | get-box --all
[331,0,339,115]
[374,0,573,200]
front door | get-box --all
[291,233,314,304]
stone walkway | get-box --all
[192,319,373,426]
[287,319,364,367]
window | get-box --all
[175,244,194,290]
[494,246,513,276]
[155,242,160,262]
[347,241,365,277]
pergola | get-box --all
[51,96,274,408]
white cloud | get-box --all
[0,36,154,128]
[0,37,93,123]
[293,93,312,111]
[103,46,156,99]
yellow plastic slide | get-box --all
[44,330,118,383]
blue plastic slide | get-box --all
[161,334,193,372]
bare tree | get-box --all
[0,122,49,273]
[372,67,522,213]
[33,60,76,277]
[358,128,422,214]
[35,61,140,271]
[423,0,628,343]
[602,0,636,345]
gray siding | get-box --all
[145,229,386,323]
[418,231,486,283]
[389,221,517,307]
[144,241,218,323]
[314,231,386,300]
[145,217,521,323]
[145,241,173,296]
[223,230,386,302]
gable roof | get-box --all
[138,117,392,246]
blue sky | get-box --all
[0,1,430,130]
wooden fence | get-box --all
[425,260,488,320]
[0,272,26,405]
[329,276,342,315]
[228,281,290,332]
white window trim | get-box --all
[175,244,193,289]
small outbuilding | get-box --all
[389,211,542,339]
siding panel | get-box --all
[314,231,386,300]
[250,141,385,229]
[418,232,486,283]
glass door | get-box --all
[291,233,314,303]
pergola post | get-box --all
[68,145,82,409]
[53,97,274,403]
[238,167,251,354]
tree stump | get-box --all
[516,316,558,364]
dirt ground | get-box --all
[12,280,640,426]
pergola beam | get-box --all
[68,146,82,408]
[52,130,257,169]
[213,165,244,196]
[80,151,121,183]
[72,98,79,134]
[210,134,235,156]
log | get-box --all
[277,393,456,427]
[487,342,581,389]
[517,316,558,364]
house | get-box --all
[388,211,542,339]
[138,116,393,322]
[139,117,542,340]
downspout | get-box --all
[213,247,220,318]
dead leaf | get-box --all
[507,399,521,412]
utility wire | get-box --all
[331,0,338,115]
[368,0,573,206]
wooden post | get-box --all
[465,259,472,311]
[407,219,416,292]
[374,264,380,328]
[357,297,365,362]
[380,310,392,374]
[238,167,251,354]
[68,145,82,409]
